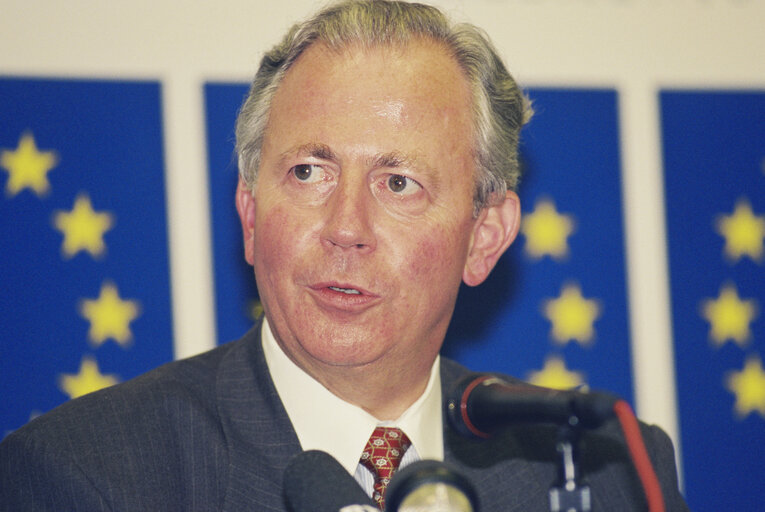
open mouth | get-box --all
[309,283,378,311]
[328,286,362,295]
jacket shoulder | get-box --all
[0,333,256,511]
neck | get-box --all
[262,317,441,420]
[309,360,434,420]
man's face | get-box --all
[238,41,503,377]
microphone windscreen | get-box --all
[283,450,376,512]
[386,459,479,512]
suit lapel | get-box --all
[216,323,302,511]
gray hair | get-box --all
[235,0,532,214]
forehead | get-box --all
[264,40,475,157]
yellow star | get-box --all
[0,132,59,197]
[527,356,585,390]
[521,199,575,259]
[53,194,114,259]
[726,356,765,418]
[58,356,120,400]
[701,283,758,347]
[79,282,140,347]
[543,283,601,345]
[716,198,765,263]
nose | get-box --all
[320,174,376,253]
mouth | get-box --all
[327,286,362,295]
[308,282,380,312]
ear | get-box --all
[463,190,521,286]
[235,178,257,266]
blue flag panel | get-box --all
[444,89,633,403]
[204,82,259,344]
[204,85,634,405]
[661,90,765,512]
[0,77,174,436]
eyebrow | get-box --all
[368,151,411,170]
[279,142,338,165]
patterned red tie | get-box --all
[360,426,412,510]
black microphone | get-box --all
[446,373,619,438]
[283,450,377,512]
[386,459,479,512]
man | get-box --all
[0,1,689,510]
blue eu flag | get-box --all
[0,77,174,435]
[661,90,765,512]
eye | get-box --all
[386,174,422,195]
[290,164,325,183]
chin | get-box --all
[298,332,389,368]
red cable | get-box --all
[613,399,666,512]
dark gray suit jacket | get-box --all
[0,324,688,510]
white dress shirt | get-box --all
[261,318,444,497]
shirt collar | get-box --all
[261,317,443,475]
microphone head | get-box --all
[446,372,620,437]
[283,450,376,512]
[386,459,479,512]
[445,373,497,439]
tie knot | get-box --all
[360,426,411,509]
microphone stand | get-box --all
[548,420,591,512]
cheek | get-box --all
[411,237,447,273]
[253,209,282,265]
[402,221,472,288]
[253,205,306,283]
